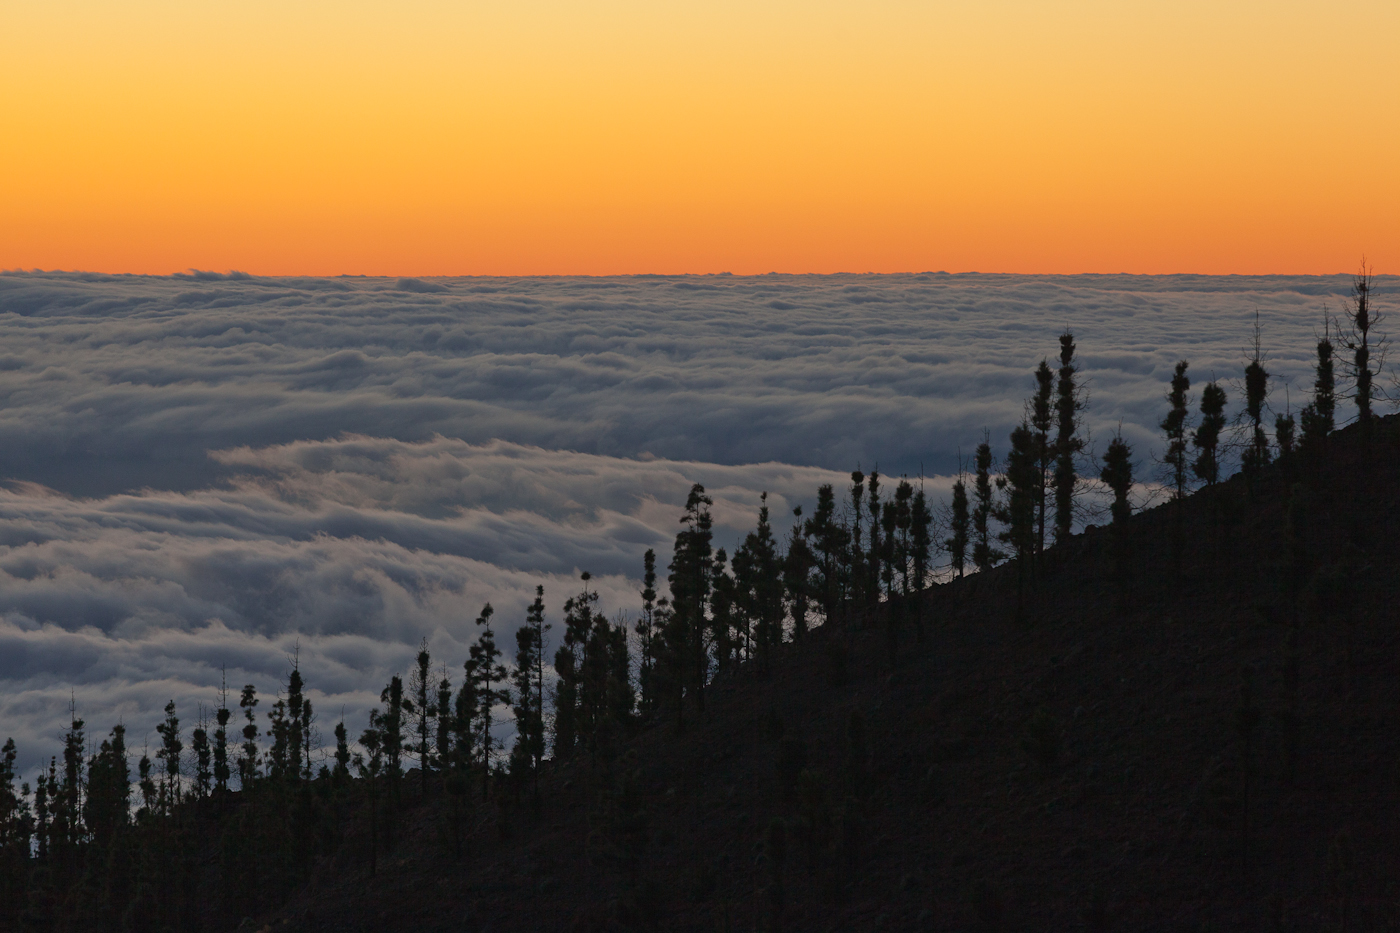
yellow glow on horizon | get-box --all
[3,1,1397,274]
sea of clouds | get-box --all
[0,270,1386,775]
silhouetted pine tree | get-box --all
[300,696,315,782]
[804,484,846,625]
[1275,410,1295,461]
[1193,381,1227,486]
[266,696,291,784]
[379,673,407,825]
[1101,434,1134,525]
[649,596,679,724]
[85,725,129,850]
[135,753,154,819]
[1032,359,1055,555]
[866,470,884,614]
[711,548,737,668]
[945,474,969,578]
[553,588,587,760]
[784,507,814,640]
[995,424,1038,581]
[510,587,548,799]
[972,437,1005,572]
[526,586,550,761]
[0,737,30,850]
[83,726,133,928]
[155,701,182,813]
[0,738,30,933]
[356,713,385,875]
[735,493,784,675]
[992,424,1038,621]
[464,604,507,797]
[213,675,231,795]
[238,685,259,790]
[1299,318,1336,453]
[434,669,453,787]
[333,720,351,784]
[668,484,714,717]
[34,758,52,858]
[580,601,633,765]
[30,733,66,922]
[1101,431,1135,608]
[286,662,309,782]
[1241,320,1272,482]
[636,550,661,714]
[1053,331,1086,544]
[57,705,84,859]
[848,470,866,611]
[910,486,933,640]
[1162,360,1192,499]
[1341,262,1383,430]
[892,479,914,622]
[879,495,900,664]
[191,713,211,799]
[409,640,435,797]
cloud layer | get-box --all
[0,271,1389,774]
[1,271,1379,495]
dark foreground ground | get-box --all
[247,419,1400,933]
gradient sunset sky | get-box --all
[4,0,1396,275]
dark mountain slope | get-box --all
[256,417,1400,933]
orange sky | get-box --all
[3,0,1396,275]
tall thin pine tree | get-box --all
[1161,360,1192,498]
[1053,331,1085,544]
[972,436,1004,572]
[1193,381,1228,486]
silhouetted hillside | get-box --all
[221,414,1400,932]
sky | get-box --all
[4,1,1398,275]
[0,269,1390,776]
